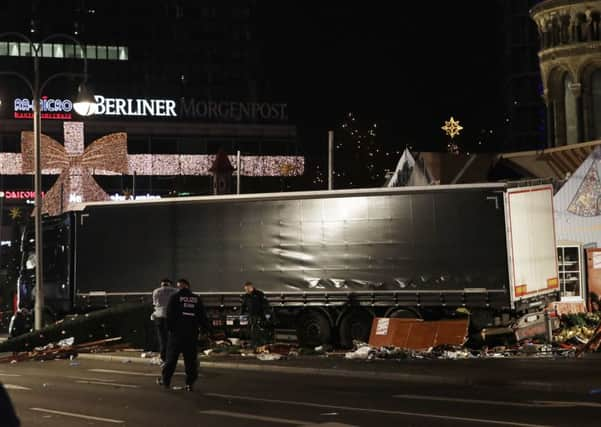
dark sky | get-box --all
[259,2,507,156]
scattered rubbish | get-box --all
[256,353,283,361]
[121,359,131,364]
[0,337,123,364]
[69,361,80,367]
[344,344,373,360]
[140,352,156,359]
[9,360,17,364]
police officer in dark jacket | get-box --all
[241,281,270,348]
[159,278,210,391]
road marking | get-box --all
[0,372,22,377]
[393,394,601,409]
[89,368,184,377]
[205,393,550,427]
[4,384,31,391]
[89,368,157,377]
[199,410,357,426]
[30,407,124,424]
[68,376,117,382]
[393,394,539,407]
[199,410,304,425]
[533,400,601,408]
[75,380,139,389]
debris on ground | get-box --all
[0,337,123,363]
[256,353,283,361]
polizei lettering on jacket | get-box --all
[180,295,198,309]
[93,95,177,117]
[180,99,287,122]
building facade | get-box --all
[531,0,601,147]
[0,1,303,239]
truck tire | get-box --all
[296,310,332,347]
[338,309,373,348]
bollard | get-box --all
[544,310,553,344]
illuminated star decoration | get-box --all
[9,207,22,220]
[441,117,463,139]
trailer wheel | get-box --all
[296,310,332,347]
[339,309,374,348]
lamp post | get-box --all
[0,33,96,330]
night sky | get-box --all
[259,2,507,159]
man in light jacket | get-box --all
[151,278,178,363]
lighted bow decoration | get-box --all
[21,122,128,216]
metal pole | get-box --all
[236,150,241,195]
[132,171,136,200]
[33,54,44,331]
[328,130,334,190]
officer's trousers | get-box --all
[161,334,198,387]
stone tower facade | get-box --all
[531,0,601,147]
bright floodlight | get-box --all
[73,83,96,116]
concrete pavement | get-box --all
[2,357,600,426]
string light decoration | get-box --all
[21,122,128,215]
[9,207,22,220]
[0,121,305,214]
[335,113,384,188]
[441,116,463,155]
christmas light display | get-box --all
[0,122,305,214]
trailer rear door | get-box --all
[504,185,559,307]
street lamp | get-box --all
[0,32,95,330]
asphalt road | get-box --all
[1,358,599,427]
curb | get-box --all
[76,353,582,393]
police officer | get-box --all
[241,281,270,348]
[158,278,210,391]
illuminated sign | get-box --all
[109,193,161,201]
[13,96,73,120]
[94,95,177,117]
[12,95,286,122]
[0,191,45,200]
[180,100,287,122]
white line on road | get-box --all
[30,407,125,424]
[75,380,139,389]
[199,410,304,425]
[3,384,31,391]
[393,394,539,407]
[89,368,184,377]
[393,394,601,409]
[0,372,22,377]
[199,410,358,427]
[89,368,157,377]
[205,393,551,427]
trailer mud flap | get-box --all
[368,317,469,350]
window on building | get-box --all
[0,42,7,56]
[118,46,128,60]
[107,46,118,60]
[42,43,52,57]
[9,42,19,56]
[592,70,601,140]
[19,42,31,56]
[53,43,64,58]
[86,45,96,59]
[564,73,578,145]
[96,45,107,60]
[64,44,75,58]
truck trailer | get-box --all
[15,183,559,346]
